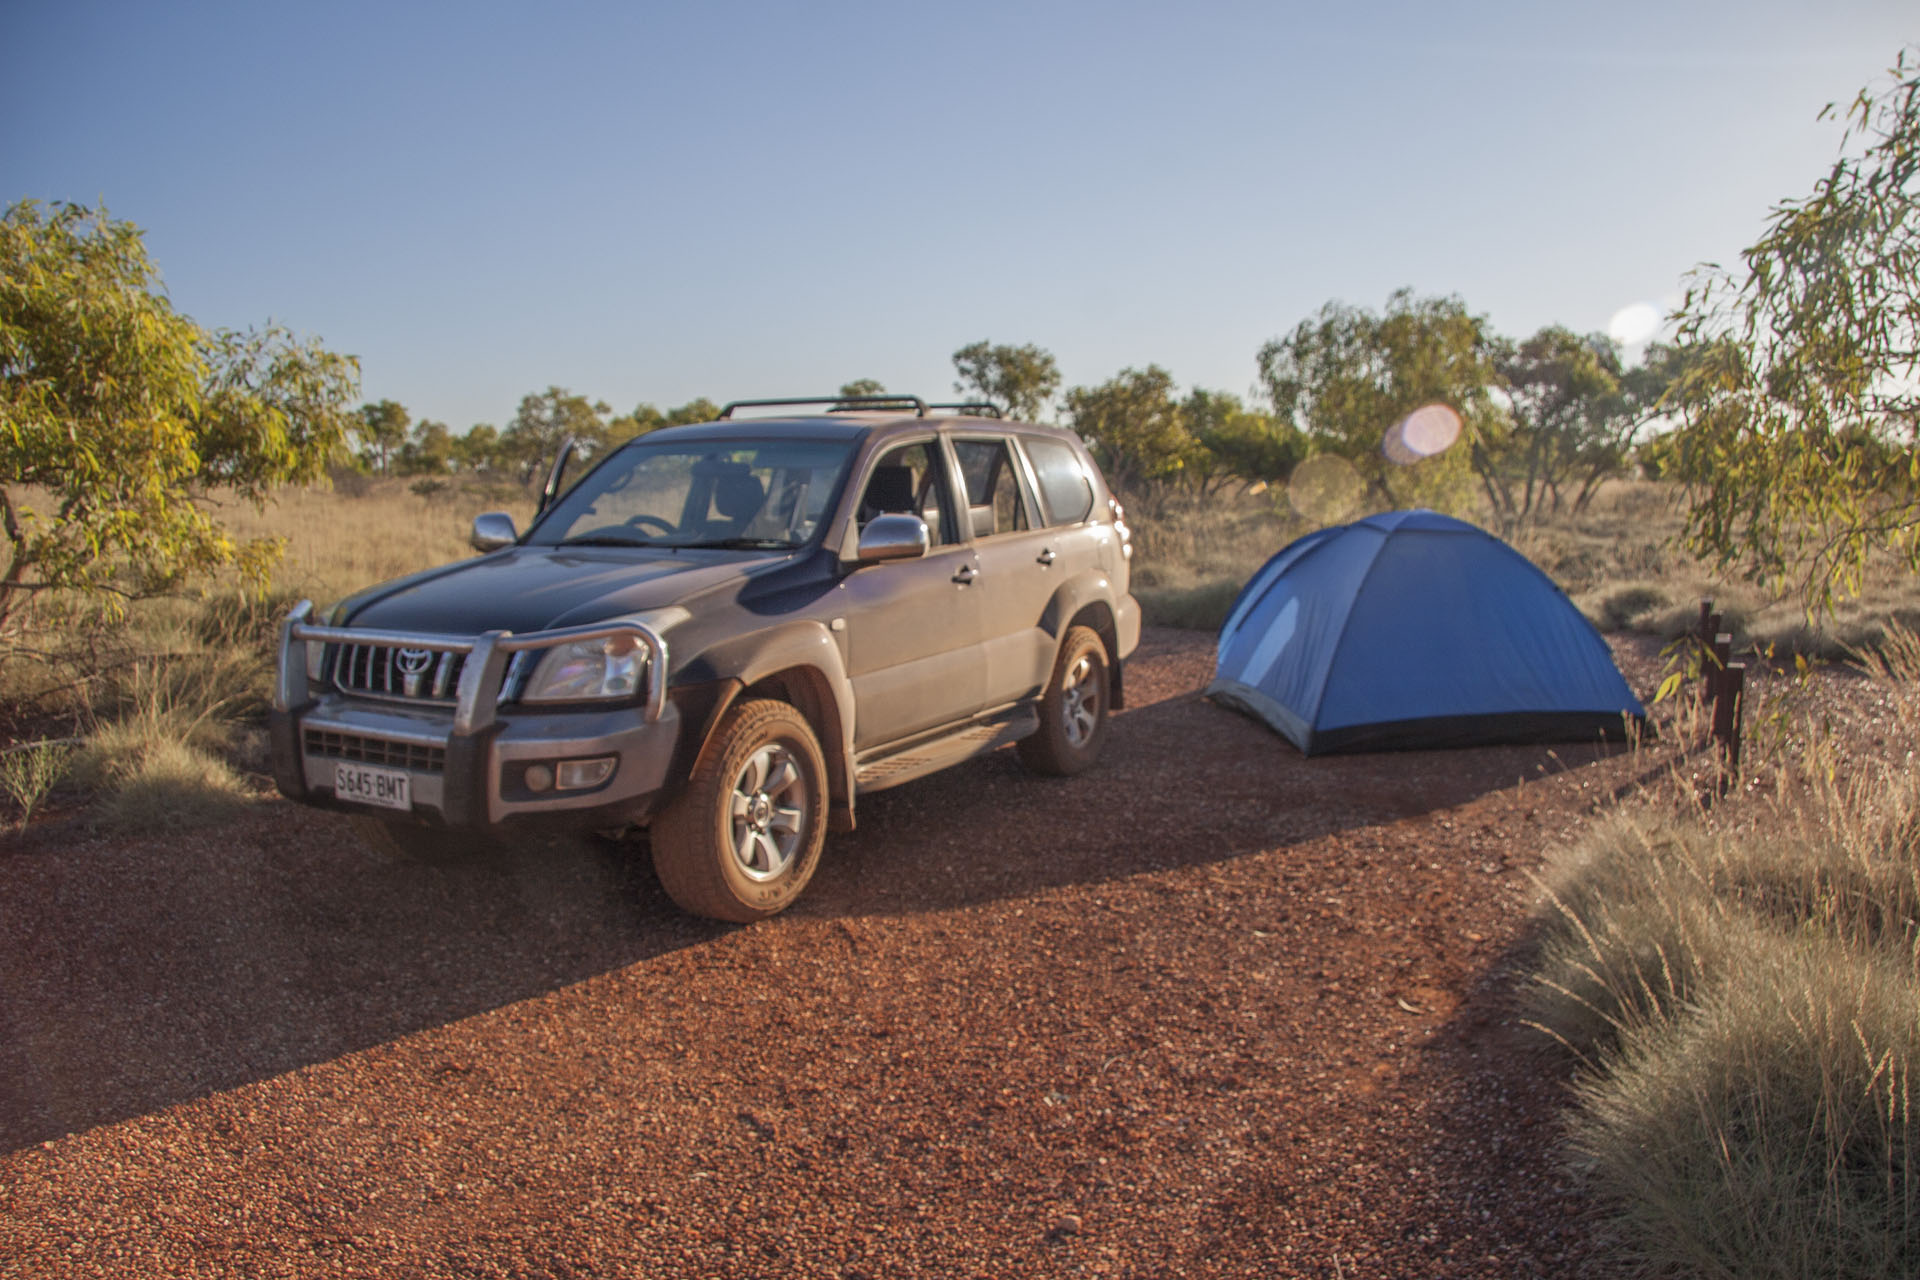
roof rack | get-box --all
[718,395,927,419]
[928,401,1003,418]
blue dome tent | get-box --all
[1208,510,1645,755]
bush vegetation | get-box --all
[0,477,537,832]
[1523,629,1920,1277]
[1128,475,1920,654]
[5,464,1918,833]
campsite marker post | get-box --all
[1713,661,1747,784]
[1696,601,1725,708]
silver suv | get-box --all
[270,396,1140,920]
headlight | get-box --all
[522,633,649,703]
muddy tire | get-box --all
[1017,625,1110,777]
[650,699,828,922]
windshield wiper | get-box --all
[556,533,660,547]
[676,537,795,550]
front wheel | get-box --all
[650,699,828,922]
[1017,625,1111,777]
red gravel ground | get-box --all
[0,628,1673,1278]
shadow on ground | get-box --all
[0,811,712,1150]
[0,631,1625,1154]
[800,677,1620,922]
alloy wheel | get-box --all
[728,742,809,881]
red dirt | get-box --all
[0,628,1698,1277]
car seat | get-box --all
[710,467,766,536]
[860,465,916,524]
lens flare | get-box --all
[1608,302,1662,346]
[1288,454,1363,524]
[1382,403,1462,465]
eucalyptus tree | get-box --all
[952,340,1061,422]
[1664,50,1920,608]
[355,398,410,474]
[1257,289,1498,512]
[1481,327,1638,529]
[1062,365,1195,502]
[500,386,610,483]
[1181,389,1305,495]
[0,200,357,630]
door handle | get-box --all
[952,564,978,585]
[1036,548,1056,565]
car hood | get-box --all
[338,545,780,636]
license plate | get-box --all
[334,761,412,812]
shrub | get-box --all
[191,585,308,651]
[1526,621,1920,1275]
[1526,813,1749,1061]
[1590,583,1669,631]
[86,737,251,833]
[0,740,74,831]
[1528,767,1920,1066]
[1570,936,1920,1280]
[75,652,263,831]
[1136,580,1244,631]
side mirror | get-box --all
[856,513,930,563]
[471,511,518,553]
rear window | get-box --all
[1024,437,1094,525]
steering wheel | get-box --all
[623,514,678,536]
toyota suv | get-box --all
[270,396,1140,921]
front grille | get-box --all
[331,641,468,704]
[304,729,446,773]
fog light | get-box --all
[524,763,554,793]
[556,756,616,791]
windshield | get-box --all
[528,438,855,550]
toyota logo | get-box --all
[395,647,434,675]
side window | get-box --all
[1024,437,1095,525]
[857,441,954,547]
[951,438,1033,538]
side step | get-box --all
[854,706,1039,794]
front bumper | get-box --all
[270,603,681,829]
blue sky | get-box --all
[5,1,1914,429]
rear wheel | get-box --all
[1017,625,1110,777]
[350,815,500,865]
[651,699,828,922]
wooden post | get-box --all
[1694,600,1720,708]
[1713,661,1746,781]
[1704,630,1732,713]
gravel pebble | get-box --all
[2,628,1862,1278]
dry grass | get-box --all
[1128,477,1920,658]
[0,741,74,831]
[1570,933,1920,1280]
[1523,627,1920,1277]
[1127,486,1308,629]
[1522,482,1920,660]
[85,738,255,833]
[0,478,537,829]
[214,477,537,607]
[67,644,270,832]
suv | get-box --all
[270,396,1140,921]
